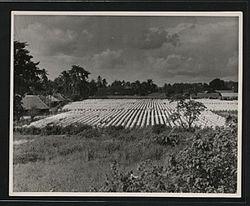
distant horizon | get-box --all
[84,77,238,88]
[45,69,238,87]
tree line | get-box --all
[14,41,238,118]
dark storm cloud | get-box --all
[14,15,239,84]
[131,27,179,49]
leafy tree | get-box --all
[209,78,225,90]
[102,78,108,88]
[14,41,48,120]
[54,65,90,100]
[131,80,141,95]
[89,79,98,96]
[146,79,158,94]
[97,76,103,88]
[69,65,90,98]
[170,96,207,129]
[14,41,48,96]
[14,95,24,121]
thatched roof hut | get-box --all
[22,95,49,111]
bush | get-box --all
[95,126,237,193]
[15,126,41,135]
[104,141,122,154]
[77,128,101,138]
[152,124,170,134]
[104,125,127,137]
[15,123,93,136]
[152,132,179,147]
[91,160,168,192]
[41,124,63,135]
[14,152,45,164]
[63,123,93,135]
[167,126,237,193]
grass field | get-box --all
[13,120,238,193]
[13,126,192,192]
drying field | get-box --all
[27,99,238,129]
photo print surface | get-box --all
[10,12,243,197]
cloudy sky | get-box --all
[14,14,239,86]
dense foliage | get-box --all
[14,41,48,96]
[54,65,90,101]
[93,125,237,193]
[15,123,93,136]
[14,41,48,120]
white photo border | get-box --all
[9,11,243,198]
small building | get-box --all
[53,93,66,102]
[215,90,238,100]
[220,92,238,100]
[147,92,166,98]
[196,92,221,99]
[44,95,61,107]
[40,93,67,107]
[22,95,49,115]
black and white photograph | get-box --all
[10,11,242,197]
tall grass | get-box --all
[13,125,216,192]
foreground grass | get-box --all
[13,126,191,192]
[13,124,237,193]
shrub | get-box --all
[13,152,45,164]
[152,132,179,147]
[41,124,63,135]
[167,126,237,193]
[104,141,122,154]
[152,124,170,134]
[91,160,169,192]
[15,123,93,136]
[63,123,93,135]
[78,128,101,138]
[95,126,237,193]
[15,126,41,135]
[104,125,127,137]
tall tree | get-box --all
[102,78,108,88]
[14,41,48,120]
[14,41,47,96]
[97,76,103,88]
[55,65,90,101]
[89,79,98,96]
[209,78,225,90]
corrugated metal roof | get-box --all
[215,90,235,93]
[221,93,238,97]
[22,95,49,110]
[197,93,221,98]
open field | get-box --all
[14,99,238,192]
[13,123,237,193]
[26,99,237,129]
[13,127,185,192]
